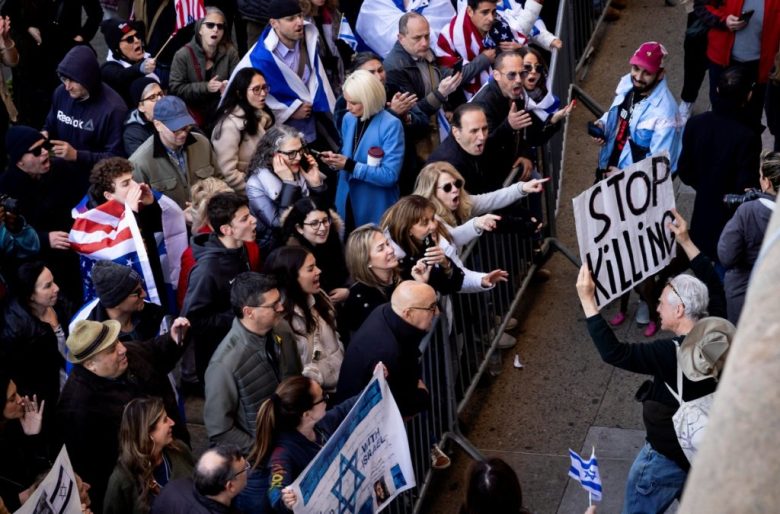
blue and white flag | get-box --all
[568,448,602,501]
[337,14,358,51]
[228,23,336,125]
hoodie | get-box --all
[44,46,128,168]
[182,232,253,380]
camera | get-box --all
[722,188,761,209]
[0,193,19,214]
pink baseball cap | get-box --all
[629,41,667,74]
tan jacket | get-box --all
[211,106,272,193]
[130,132,220,210]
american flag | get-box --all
[175,0,206,30]
[69,199,161,305]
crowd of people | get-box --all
[0,0,778,512]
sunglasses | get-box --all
[27,140,53,157]
[203,21,225,30]
[438,179,463,193]
[229,460,251,481]
[248,84,270,95]
[141,91,165,103]
[120,34,139,44]
[409,303,438,313]
[666,281,686,310]
[523,63,545,74]
[497,70,524,81]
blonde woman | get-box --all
[413,161,547,249]
[321,70,405,229]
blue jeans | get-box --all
[622,443,687,514]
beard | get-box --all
[632,74,661,96]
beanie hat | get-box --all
[91,260,143,308]
[100,19,144,54]
[129,76,160,106]
[629,41,667,75]
[6,125,46,167]
[267,0,302,20]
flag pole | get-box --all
[589,445,596,506]
[154,34,175,60]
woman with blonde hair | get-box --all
[341,224,429,337]
[413,162,547,249]
[103,397,193,514]
[321,70,405,230]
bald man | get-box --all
[151,445,248,513]
[335,281,437,417]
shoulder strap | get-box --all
[665,338,684,404]
[186,45,204,82]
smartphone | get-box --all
[587,121,605,139]
[739,9,754,22]
[308,148,322,158]
[453,58,463,73]
[422,234,437,268]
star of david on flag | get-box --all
[568,448,602,501]
[331,449,366,513]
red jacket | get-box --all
[696,0,780,83]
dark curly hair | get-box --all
[90,157,135,200]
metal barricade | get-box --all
[384,1,608,512]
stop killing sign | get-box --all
[573,153,677,308]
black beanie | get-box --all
[100,19,144,54]
[267,0,302,20]
[129,76,160,106]
[91,260,143,308]
[6,125,46,167]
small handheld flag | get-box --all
[337,15,358,51]
[568,448,602,502]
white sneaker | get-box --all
[495,316,519,331]
[635,300,650,325]
[678,101,692,124]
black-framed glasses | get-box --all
[313,392,329,406]
[666,280,686,310]
[277,147,305,159]
[203,21,225,30]
[120,34,139,44]
[229,460,251,481]
[523,63,545,74]
[27,140,53,157]
[438,179,463,193]
[248,84,270,95]
[253,293,286,310]
[409,303,438,313]
[496,70,524,81]
[141,91,165,103]
[302,217,331,229]
[127,286,145,297]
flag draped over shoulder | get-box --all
[174,0,206,30]
[568,448,603,501]
[435,8,489,97]
[525,88,560,123]
[229,23,336,125]
[69,199,161,305]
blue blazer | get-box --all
[335,109,404,226]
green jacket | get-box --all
[103,445,194,514]
[130,131,220,210]
[204,318,302,454]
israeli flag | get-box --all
[568,448,603,501]
[338,15,358,51]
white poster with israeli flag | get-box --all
[572,153,676,308]
[14,446,81,514]
[289,368,415,513]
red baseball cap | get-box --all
[629,41,667,74]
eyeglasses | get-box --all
[253,293,286,310]
[302,217,331,229]
[141,91,165,103]
[27,140,53,157]
[523,63,545,74]
[127,286,145,297]
[666,281,686,310]
[277,147,305,159]
[409,303,438,313]
[496,70,524,81]
[120,34,139,44]
[248,84,270,95]
[229,460,251,481]
[203,21,225,30]
[313,392,329,406]
[438,179,463,193]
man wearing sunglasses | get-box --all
[0,126,89,302]
[336,281,437,418]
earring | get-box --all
[368,264,372,268]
